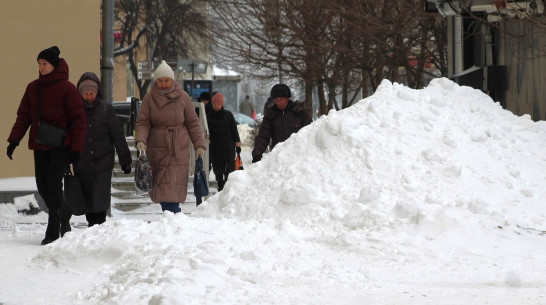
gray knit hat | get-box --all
[79,79,99,95]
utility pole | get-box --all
[101,0,114,103]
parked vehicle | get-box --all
[113,98,141,136]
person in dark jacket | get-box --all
[206,92,241,191]
[196,91,211,117]
[252,84,312,163]
[7,46,86,245]
[75,72,133,227]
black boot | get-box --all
[218,180,225,192]
[60,221,71,237]
[42,209,60,245]
[41,237,56,245]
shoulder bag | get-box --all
[35,84,67,147]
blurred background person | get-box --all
[239,94,255,119]
[207,92,241,191]
[196,91,211,118]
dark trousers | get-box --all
[211,157,235,191]
[160,202,181,213]
[86,211,107,227]
[34,148,72,240]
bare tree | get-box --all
[210,0,447,117]
[114,0,211,98]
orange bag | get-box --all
[234,152,244,170]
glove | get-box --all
[6,141,18,160]
[136,141,146,152]
[196,147,204,160]
[236,146,241,154]
[122,163,132,175]
[69,151,80,164]
[252,155,262,163]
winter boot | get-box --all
[41,237,56,245]
[217,180,225,192]
[60,221,71,237]
[43,209,60,245]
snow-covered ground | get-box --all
[1,78,546,305]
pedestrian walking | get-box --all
[75,72,133,227]
[239,95,254,118]
[135,60,206,213]
[196,91,211,117]
[252,84,312,163]
[207,92,241,191]
[6,46,86,245]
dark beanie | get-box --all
[37,46,61,69]
[270,84,291,99]
[199,91,211,101]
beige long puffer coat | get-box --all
[135,82,206,203]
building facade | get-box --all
[428,0,546,121]
[1,1,100,178]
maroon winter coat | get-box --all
[8,58,86,151]
[135,82,206,203]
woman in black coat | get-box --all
[75,72,132,226]
[206,93,241,191]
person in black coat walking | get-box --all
[206,93,241,191]
[252,84,312,163]
[75,72,133,227]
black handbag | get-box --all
[63,165,86,216]
[35,84,66,147]
[35,122,67,147]
[193,156,209,198]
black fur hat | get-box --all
[270,84,291,99]
[37,46,60,69]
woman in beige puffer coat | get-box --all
[135,60,206,213]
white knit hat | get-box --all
[154,60,175,80]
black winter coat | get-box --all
[74,72,132,213]
[252,100,312,158]
[206,107,240,162]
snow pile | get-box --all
[7,78,545,305]
[199,78,546,234]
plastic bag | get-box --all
[134,150,152,193]
[234,152,244,170]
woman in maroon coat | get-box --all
[6,46,86,245]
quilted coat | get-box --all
[8,58,86,151]
[135,82,206,203]
[74,72,133,213]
